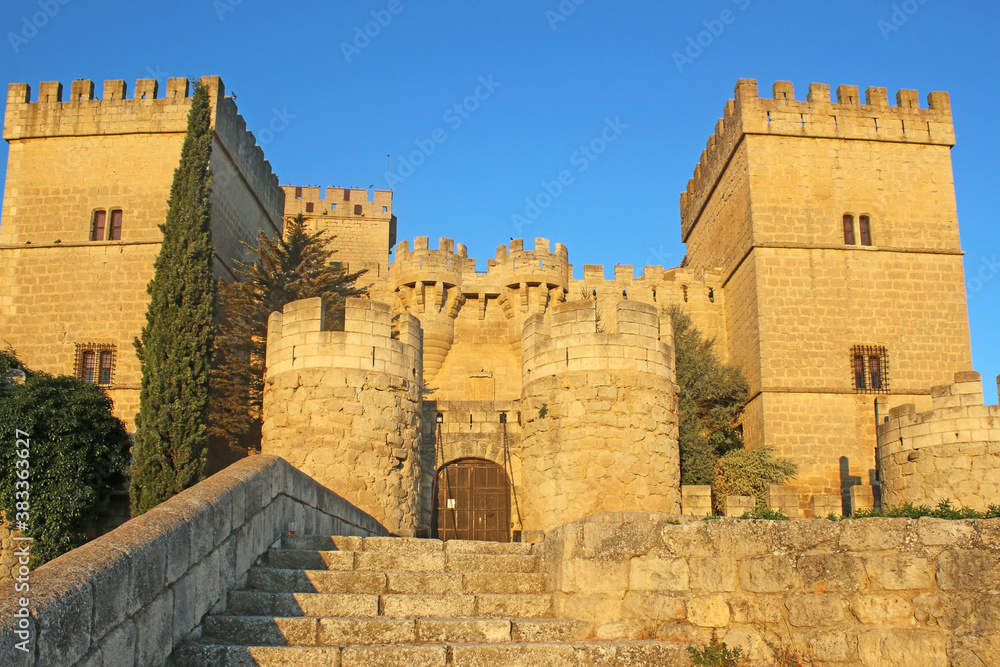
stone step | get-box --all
[280,535,535,557]
[170,640,688,666]
[226,591,554,619]
[247,567,547,595]
[263,549,539,574]
[201,615,592,646]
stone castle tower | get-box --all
[678,79,972,510]
[0,76,283,427]
[1,75,989,533]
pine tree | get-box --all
[130,82,216,516]
[209,214,366,454]
[667,304,749,486]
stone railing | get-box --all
[0,455,388,667]
[539,512,999,665]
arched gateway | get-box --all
[432,458,511,542]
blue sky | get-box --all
[1,0,997,402]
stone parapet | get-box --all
[877,371,1000,511]
[539,512,1000,663]
[0,455,388,667]
[262,297,424,535]
[680,78,955,240]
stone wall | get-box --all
[0,76,282,430]
[0,455,389,667]
[261,297,425,535]
[878,371,1000,511]
[539,512,1000,666]
[679,79,973,509]
[518,300,681,533]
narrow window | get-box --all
[109,210,123,240]
[305,202,314,213]
[354,204,363,215]
[859,215,872,246]
[92,210,107,241]
[295,186,302,199]
[851,345,889,394]
[81,351,97,384]
[382,206,388,212]
[853,354,866,390]
[843,214,855,245]
[868,354,882,391]
[98,351,113,385]
[76,343,116,386]
[344,189,351,201]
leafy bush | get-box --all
[712,445,797,513]
[667,305,749,486]
[851,499,1000,520]
[0,372,131,566]
[740,506,790,521]
[688,635,748,666]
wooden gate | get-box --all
[432,458,511,542]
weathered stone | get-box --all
[628,556,689,591]
[785,593,844,627]
[686,595,730,627]
[866,554,934,590]
[738,555,795,592]
[562,558,630,593]
[689,557,738,591]
[797,553,867,592]
[850,594,915,625]
[858,629,947,666]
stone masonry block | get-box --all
[29,561,93,666]
[682,485,712,517]
[134,588,173,667]
[96,522,166,615]
[725,495,755,517]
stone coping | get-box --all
[0,455,388,667]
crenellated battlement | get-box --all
[486,237,570,290]
[680,79,956,240]
[265,297,422,381]
[521,299,674,384]
[391,236,475,289]
[877,371,1000,511]
[283,186,393,220]
[3,75,283,230]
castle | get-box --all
[2,75,997,539]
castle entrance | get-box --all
[432,458,511,542]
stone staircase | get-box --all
[168,535,690,666]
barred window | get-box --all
[75,344,116,387]
[851,345,888,393]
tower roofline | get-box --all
[679,79,955,242]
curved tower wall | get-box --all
[261,297,424,535]
[517,299,681,532]
[877,371,1000,511]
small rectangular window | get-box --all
[343,189,351,201]
[354,204,363,215]
[859,215,872,246]
[853,354,866,390]
[295,186,302,199]
[305,202,314,213]
[109,210,123,240]
[92,210,107,241]
[851,345,888,394]
[98,351,113,385]
[843,214,855,245]
[75,343,116,386]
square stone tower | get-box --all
[680,79,973,512]
[0,76,284,428]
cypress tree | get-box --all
[130,82,216,516]
[209,214,366,455]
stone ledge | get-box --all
[0,455,388,667]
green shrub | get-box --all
[0,372,131,566]
[712,445,797,513]
[852,499,1000,520]
[740,506,790,521]
[688,635,748,666]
